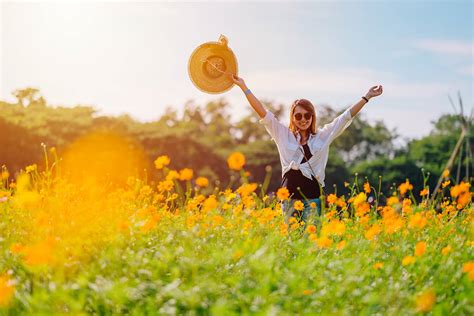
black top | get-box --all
[281,143,321,199]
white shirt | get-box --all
[259,107,354,187]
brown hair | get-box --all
[288,98,317,135]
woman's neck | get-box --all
[299,130,309,144]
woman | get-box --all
[230,73,383,224]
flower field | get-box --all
[0,143,473,315]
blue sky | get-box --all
[1,0,472,142]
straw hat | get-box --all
[188,35,238,94]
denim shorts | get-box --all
[281,198,322,226]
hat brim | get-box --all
[188,41,238,94]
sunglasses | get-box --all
[294,113,312,121]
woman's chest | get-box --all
[284,136,325,157]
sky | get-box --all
[1,0,472,142]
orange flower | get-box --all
[414,241,427,257]
[276,187,290,201]
[202,195,218,212]
[419,188,429,197]
[336,240,346,250]
[227,152,246,171]
[415,289,436,312]
[307,225,317,234]
[316,236,332,249]
[327,194,338,204]
[293,200,304,211]
[363,181,371,194]
[153,155,170,170]
[463,262,474,273]
[373,262,384,270]
[179,168,194,181]
[399,179,413,196]
[353,192,367,207]
[442,169,450,178]
[165,170,180,181]
[365,224,381,240]
[157,180,174,192]
[195,176,209,187]
[387,196,400,206]
[0,274,15,307]
[409,213,427,229]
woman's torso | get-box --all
[281,143,321,199]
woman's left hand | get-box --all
[365,85,383,99]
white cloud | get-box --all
[413,39,473,57]
[457,64,474,76]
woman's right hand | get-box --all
[230,74,246,90]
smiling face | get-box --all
[292,105,313,131]
[289,99,317,135]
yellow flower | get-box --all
[179,168,194,181]
[441,245,452,255]
[195,176,209,187]
[414,241,427,257]
[402,255,415,266]
[321,220,346,236]
[233,250,244,261]
[310,202,316,209]
[363,181,371,194]
[0,274,15,307]
[157,180,174,192]
[419,188,429,196]
[442,169,450,178]
[236,183,257,197]
[353,192,367,207]
[227,152,246,171]
[316,236,332,249]
[415,289,436,312]
[25,164,37,173]
[154,155,170,170]
[302,289,314,295]
[399,179,413,196]
[1,170,9,180]
[165,170,179,181]
[373,262,384,270]
[276,187,290,201]
[293,200,304,211]
[344,181,350,187]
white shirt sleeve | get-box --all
[258,110,289,142]
[318,108,354,144]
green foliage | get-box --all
[1,88,471,194]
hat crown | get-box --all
[188,35,238,94]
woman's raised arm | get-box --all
[230,74,267,118]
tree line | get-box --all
[1,88,472,198]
